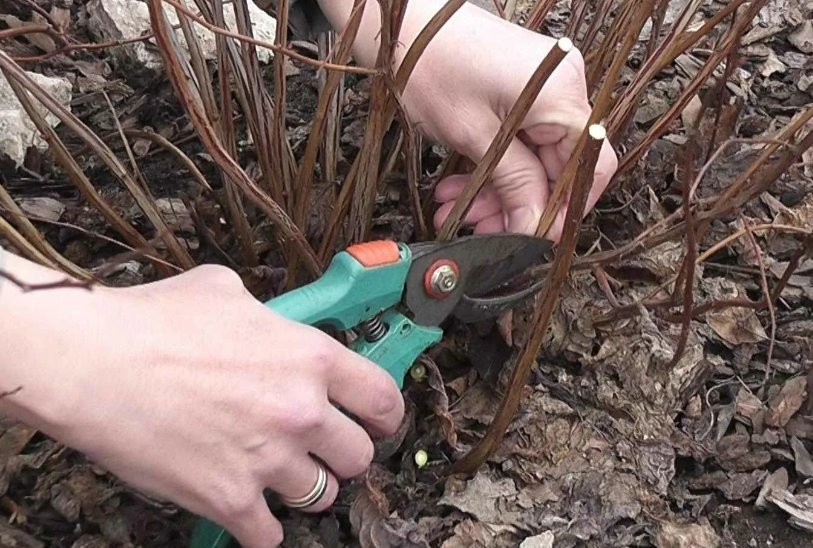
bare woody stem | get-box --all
[450,124,607,474]
[146,0,321,275]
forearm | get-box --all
[315,0,479,69]
[0,249,100,434]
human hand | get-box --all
[400,5,618,240]
[6,263,403,548]
[317,0,618,240]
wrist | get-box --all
[316,0,482,69]
[0,254,115,441]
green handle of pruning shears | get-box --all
[190,242,442,548]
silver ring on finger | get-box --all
[280,460,328,509]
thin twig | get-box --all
[657,133,698,375]
[450,124,608,474]
[0,204,182,272]
[159,0,376,74]
[743,220,776,385]
[0,52,171,275]
[146,0,320,274]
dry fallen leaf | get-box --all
[438,470,519,526]
[0,520,43,548]
[760,49,788,77]
[735,389,765,423]
[706,306,767,346]
[788,20,813,53]
[656,521,722,548]
[766,376,808,427]
[519,531,554,548]
[717,470,768,500]
[756,467,789,508]
[766,489,813,533]
[790,437,813,478]
[439,519,515,548]
[350,480,428,548]
[422,356,458,449]
[18,197,66,222]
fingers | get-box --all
[433,176,502,228]
[308,407,375,479]
[437,123,552,236]
[473,213,506,233]
[227,494,285,548]
[479,135,550,235]
[264,455,340,514]
[434,175,501,206]
[537,143,565,183]
[585,138,618,213]
[323,339,404,437]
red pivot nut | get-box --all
[424,259,460,300]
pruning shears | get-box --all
[190,233,552,548]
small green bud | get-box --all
[409,363,427,382]
[414,449,429,468]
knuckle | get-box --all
[190,264,244,292]
[349,438,375,477]
[282,395,327,434]
[309,340,336,374]
[369,377,404,420]
[567,45,585,71]
[219,491,255,523]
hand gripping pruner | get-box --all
[190,233,552,548]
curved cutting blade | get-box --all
[404,234,552,326]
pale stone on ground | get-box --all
[86,0,277,71]
[0,71,72,167]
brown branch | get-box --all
[771,233,813,303]
[122,129,213,192]
[0,387,23,399]
[524,0,558,31]
[159,0,376,75]
[656,133,698,375]
[0,269,92,292]
[404,123,428,239]
[615,0,766,175]
[699,106,813,236]
[743,220,776,385]
[292,0,366,229]
[589,223,810,326]
[0,23,52,41]
[0,179,92,281]
[449,124,607,475]
[689,138,789,202]
[0,204,182,272]
[317,0,470,260]
[146,0,320,275]
[538,1,651,237]
[13,32,158,63]
[201,0,258,267]
[104,97,196,268]
[0,52,172,275]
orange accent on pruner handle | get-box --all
[346,241,401,267]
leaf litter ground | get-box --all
[0,0,812,547]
